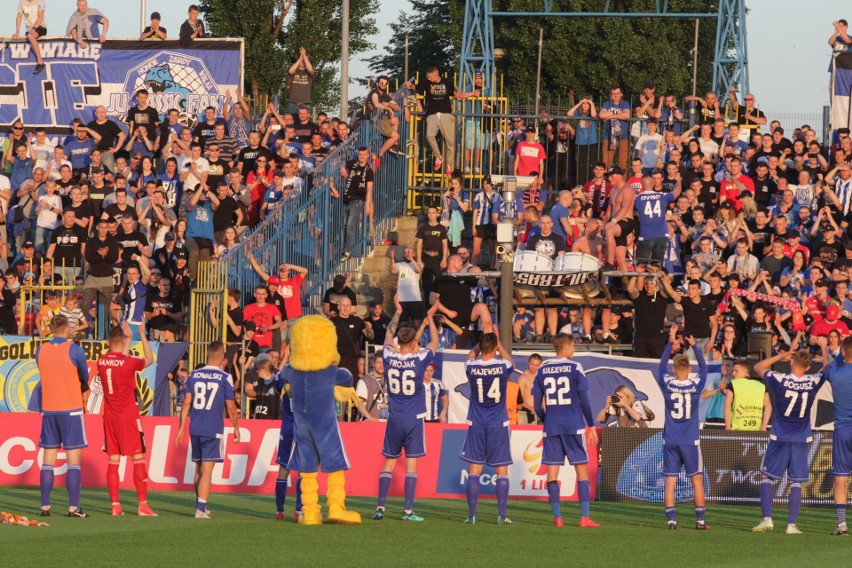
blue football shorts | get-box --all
[663,443,703,477]
[460,425,512,467]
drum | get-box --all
[513,250,554,272]
[553,252,602,273]
[560,280,602,300]
[513,251,553,299]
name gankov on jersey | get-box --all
[98,358,128,367]
[468,365,507,377]
[782,377,821,391]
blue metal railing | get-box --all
[215,87,411,312]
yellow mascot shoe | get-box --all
[327,508,362,525]
[299,506,324,526]
[299,472,323,525]
[326,470,361,525]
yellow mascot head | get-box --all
[289,315,341,371]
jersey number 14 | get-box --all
[476,378,501,404]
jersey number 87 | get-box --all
[193,382,220,410]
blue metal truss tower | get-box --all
[459,0,749,101]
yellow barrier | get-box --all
[404,71,508,205]
[189,260,229,370]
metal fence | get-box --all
[404,97,828,205]
[198,86,412,321]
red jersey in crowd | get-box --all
[242,302,282,348]
[278,273,305,319]
[805,295,827,322]
[720,174,754,212]
[583,178,611,216]
[514,141,546,176]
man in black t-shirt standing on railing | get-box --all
[404,67,479,176]
[337,147,374,261]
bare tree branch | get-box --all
[273,0,294,37]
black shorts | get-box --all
[400,301,425,322]
[449,307,473,329]
[474,224,497,240]
[31,27,47,38]
[614,217,636,247]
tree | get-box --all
[368,0,460,83]
[200,0,293,107]
[278,0,378,112]
[372,0,718,110]
[490,0,718,109]
[201,0,378,113]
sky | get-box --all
[32,0,850,115]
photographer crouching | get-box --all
[596,385,652,428]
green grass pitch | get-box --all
[0,488,848,566]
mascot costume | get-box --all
[284,315,362,525]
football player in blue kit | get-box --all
[461,329,515,525]
[824,335,852,536]
[175,341,240,519]
[752,349,826,535]
[658,325,709,530]
[531,333,599,528]
[372,300,439,522]
[252,357,303,522]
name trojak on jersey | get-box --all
[386,357,419,371]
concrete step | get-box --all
[396,216,419,231]
[396,229,418,247]
[362,255,391,274]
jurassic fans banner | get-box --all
[0,39,243,134]
[0,335,158,415]
[599,428,836,507]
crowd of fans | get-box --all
[3,6,850,426]
[1,3,378,415]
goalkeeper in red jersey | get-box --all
[97,321,156,516]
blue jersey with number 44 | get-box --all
[186,365,235,437]
[465,357,513,427]
[382,345,434,420]
[763,370,825,442]
[635,191,675,240]
[532,358,592,436]
[658,344,707,445]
